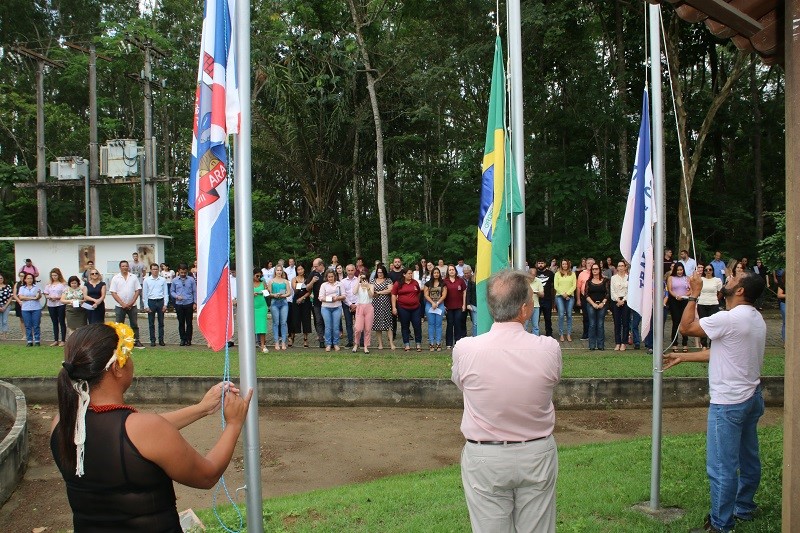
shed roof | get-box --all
[660,0,783,65]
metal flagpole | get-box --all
[648,2,666,510]
[507,0,527,270]
[233,0,264,528]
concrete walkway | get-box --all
[12,307,786,349]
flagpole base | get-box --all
[631,502,685,523]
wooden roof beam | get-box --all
[750,10,780,56]
[680,0,764,36]
[727,0,779,21]
[664,0,765,36]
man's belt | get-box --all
[466,436,549,445]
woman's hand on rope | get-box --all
[199,381,239,416]
[223,387,253,428]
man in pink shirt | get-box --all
[452,269,562,532]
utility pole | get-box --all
[13,46,63,237]
[125,35,166,235]
[66,42,111,236]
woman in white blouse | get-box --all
[697,264,723,347]
[610,261,630,351]
[352,273,375,353]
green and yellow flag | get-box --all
[475,36,523,334]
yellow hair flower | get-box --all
[104,322,135,369]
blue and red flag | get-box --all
[189,0,240,351]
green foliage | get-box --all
[0,1,785,268]
[758,212,786,271]
[161,217,196,266]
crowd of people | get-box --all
[246,255,475,353]
[0,248,782,351]
[0,253,190,348]
[239,248,782,354]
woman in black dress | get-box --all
[371,264,395,350]
[51,323,252,532]
[289,264,313,348]
[83,268,106,324]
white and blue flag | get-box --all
[620,88,656,339]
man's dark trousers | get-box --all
[539,298,553,337]
[147,298,165,344]
[342,302,354,345]
[175,303,194,344]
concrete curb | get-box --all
[0,380,29,507]
[7,376,784,409]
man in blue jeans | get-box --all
[664,271,766,533]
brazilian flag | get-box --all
[475,36,523,334]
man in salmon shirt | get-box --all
[452,269,562,532]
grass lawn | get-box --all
[0,344,785,379]
[196,424,783,532]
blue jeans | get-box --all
[271,298,289,344]
[706,388,764,532]
[525,307,541,335]
[321,305,342,347]
[147,298,165,343]
[779,301,786,341]
[466,308,477,336]
[22,308,41,343]
[445,308,464,347]
[610,303,629,345]
[629,310,641,347]
[0,304,11,334]
[397,305,422,346]
[555,296,573,336]
[48,305,67,342]
[425,302,443,345]
[587,305,605,349]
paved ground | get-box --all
[7,306,786,349]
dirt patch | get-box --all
[0,404,783,532]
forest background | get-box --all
[0,0,787,272]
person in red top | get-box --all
[443,264,467,348]
[391,268,423,351]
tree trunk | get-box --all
[352,123,361,258]
[162,108,172,221]
[751,57,764,241]
[664,27,749,252]
[348,0,389,264]
[423,148,431,224]
[614,0,629,191]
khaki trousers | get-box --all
[461,435,558,533]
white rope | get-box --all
[496,0,500,36]
[659,8,697,261]
[644,0,649,89]
[72,380,91,477]
[504,13,515,268]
